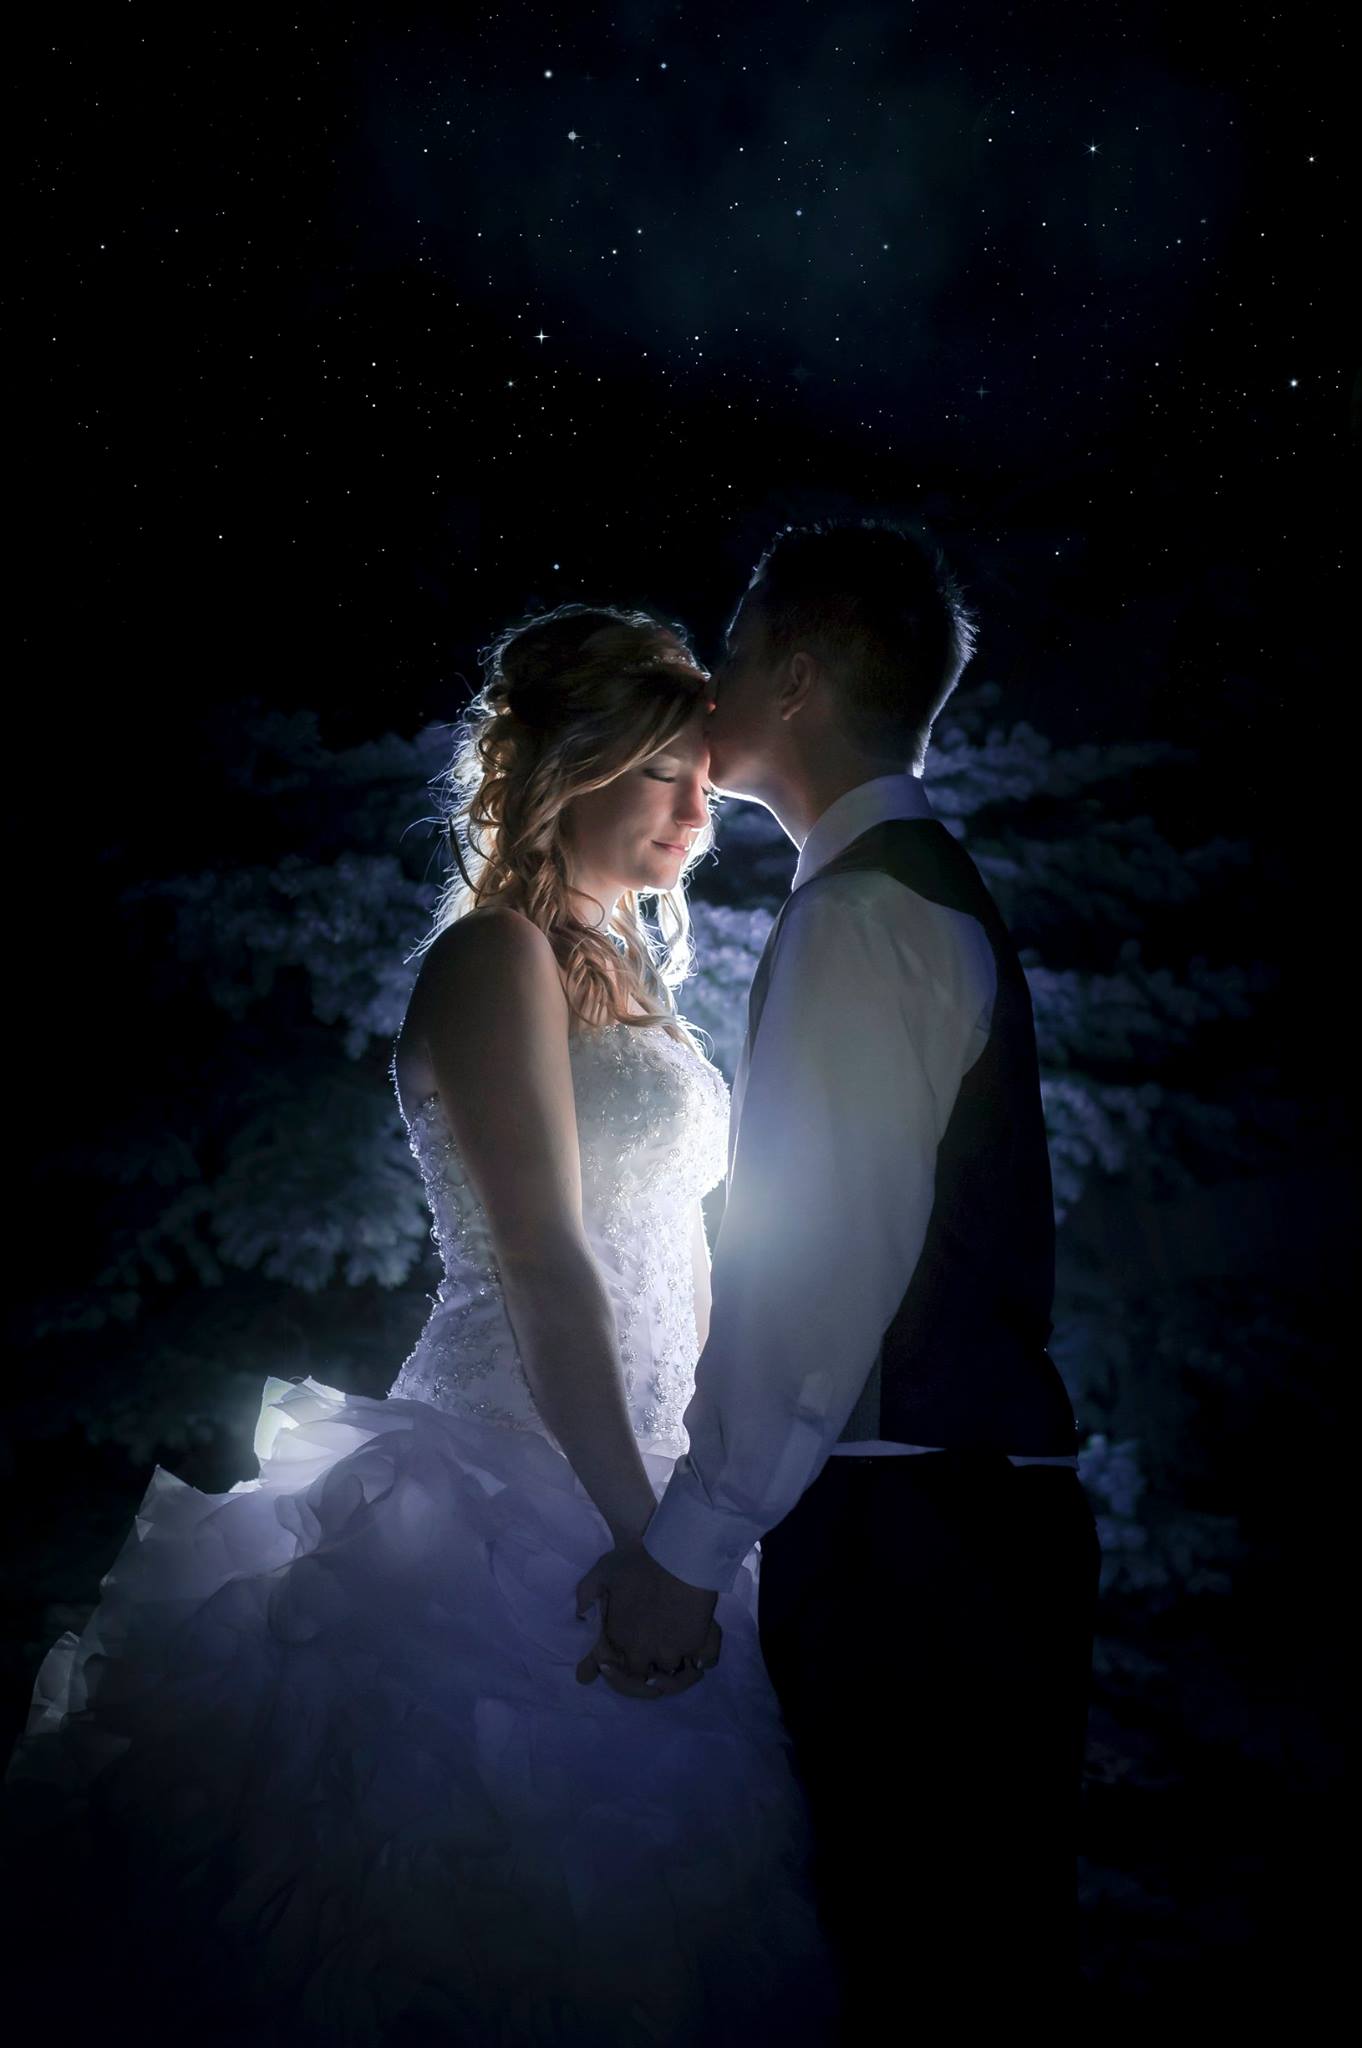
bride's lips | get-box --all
[653,841,688,855]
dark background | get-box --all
[17,5,1352,750]
[9,0,1355,2021]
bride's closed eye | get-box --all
[645,769,718,801]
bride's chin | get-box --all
[635,857,685,892]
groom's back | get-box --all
[806,818,1078,1458]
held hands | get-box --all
[575,1538,722,1700]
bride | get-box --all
[1,604,841,2046]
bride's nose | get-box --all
[674,781,710,831]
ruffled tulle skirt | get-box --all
[1,1378,841,2046]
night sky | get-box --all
[16,3,1351,771]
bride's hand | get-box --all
[575,1542,721,1699]
[576,1627,713,1698]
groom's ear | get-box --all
[777,649,819,722]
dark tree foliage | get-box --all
[12,681,1315,1629]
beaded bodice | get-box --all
[389,1021,730,1455]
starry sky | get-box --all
[14,2,1351,833]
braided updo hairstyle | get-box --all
[413,603,716,1041]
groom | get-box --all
[576,518,1100,2030]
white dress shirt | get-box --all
[642,771,1077,1596]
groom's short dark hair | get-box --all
[741,518,978,762]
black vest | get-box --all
[742,818,1080,1458]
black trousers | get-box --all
[757,1450,1101,2039]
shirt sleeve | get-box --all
[642,873,986,1593]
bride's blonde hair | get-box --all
[412,603,716,1044]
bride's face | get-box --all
[561,703,715,908]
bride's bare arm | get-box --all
[690,1198,711,1353]
[405,912,660,1548]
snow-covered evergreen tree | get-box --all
[18,683,1300,1615]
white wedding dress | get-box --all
[2,1020,840,2046]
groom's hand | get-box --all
[575,1540,721,1700]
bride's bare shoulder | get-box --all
[396,910,573,1111]
[422,904,548,964]
[404,908,567,1039]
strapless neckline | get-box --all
[405,1019,694,1124]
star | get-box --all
[567,129,579,141]
[535,330,547,343]
[1087,141,1099,155]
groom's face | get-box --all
[704,596,780,797]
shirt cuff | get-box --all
[642,1470,761,1595]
